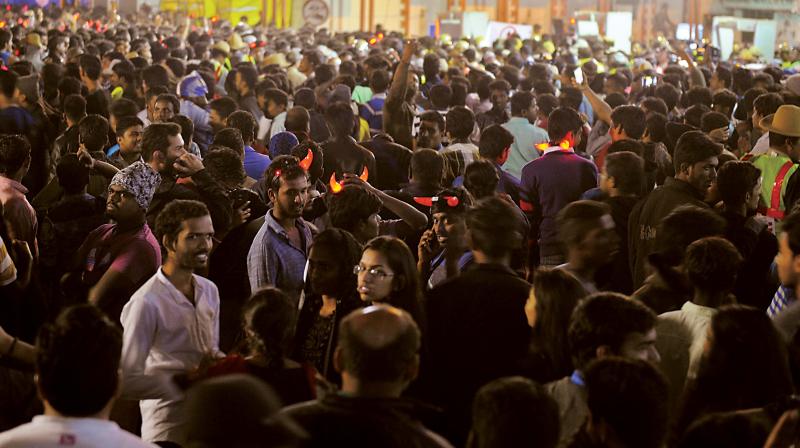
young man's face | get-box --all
[432,211,465,246]
[156,133,186,177]
[266,99,284,119]
[171,215,214,270]
[209,109,226,133]
[417,120,442,149]
[235,72,247,95]
[491,89,509,111]
[685,156,719,195]
[153,100,175,123]
[618,328,660,364]
[777,233,800,287]
[579,215,619,267]
[269,175,309,219]
[110,72,122,88]
[752,110,762,130]
[106,184,142,222]
[118,125,143,154]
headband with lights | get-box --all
[329,166,369,194]
[413,196,461,208]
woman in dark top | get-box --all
[293,228,364,384]
[203,287,317,406]
[522,268,587,383]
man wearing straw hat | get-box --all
[751,105,800,224]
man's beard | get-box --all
[161,154,180,179]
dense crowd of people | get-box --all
[3,3,800,447]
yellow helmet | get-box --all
[228,33,246,51]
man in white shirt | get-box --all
[257,87,288,143]
[748,93,784,158]
[656,237,742,412]
[0,305,155,447]
[120,199,224,446]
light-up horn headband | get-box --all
[413,196,460,207]
[329,166,369,194]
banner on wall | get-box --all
[485,21,533,44]
[605,12,632,53]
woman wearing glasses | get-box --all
[355,236,426,329]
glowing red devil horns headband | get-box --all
[329,166,369,194]
[298,148,314,171]
[413,196,460,207]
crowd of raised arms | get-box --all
[4,3,800,447]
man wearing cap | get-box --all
[177,71,213,152]
[67,161,162,321]
[759,106,800,215]
[209,42,231,96]
[23,31,44,73]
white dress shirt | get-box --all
[656,301,716,400]
[0,415,156,447]
[269,111,288,141]
[750,131,770,157]
[120,268,223,445]
[136,109,151,128]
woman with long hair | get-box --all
[293,228,363,384]
[674,305,794,442]
[357,236,425,329]
[199,287,317,406]
[523,268,587,383]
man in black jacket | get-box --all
[424,196,531,446]
[629,131,722,289]
[282,305,450,448]
[141,123,232,236]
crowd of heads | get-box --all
[1,3,800,448]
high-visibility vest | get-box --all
[753,153,798,220]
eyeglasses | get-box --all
[353,265,394,280]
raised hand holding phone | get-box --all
[573,67,584,85]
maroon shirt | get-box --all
[78,223,161,288]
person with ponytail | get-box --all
[200,287,318,406]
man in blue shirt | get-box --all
[227,110,271,180]
[247,156,312,306]
[501,91,548,179]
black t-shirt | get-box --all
[85,88,109,118]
